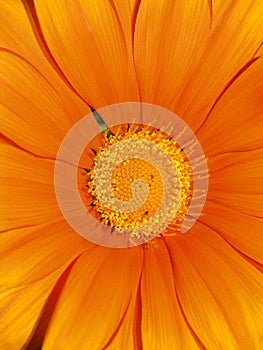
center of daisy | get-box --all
[55,102,208,248]
[111,158,162,215]
[79,123,193,239]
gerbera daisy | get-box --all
[1,0,263,349]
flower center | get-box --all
[80,123,193,240]
[55,102,208,248]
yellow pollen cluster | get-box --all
[81,123,193,238]
[111,158,162,225]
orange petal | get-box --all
[0,134,16,147]
[201,201,263,265]
[43,247,143,349]
[140,240,200,349]
[110,0,140,97]
[0,50,84,158]
[0,267,65,349]
[0,0,89,122]
[133,0,211,111]
[34,0,139,109]
[167,240,236,348]
[0,218,91,292]
[96,299,139,350]
[208,192,263,219]
[112,0,138,43]
[176,0,263,131]
[167,222,263,347]
[255,43,263,57]
[198,58,263,155]
[0,145,60,230]
[208,149,263,217]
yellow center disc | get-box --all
[79,123,193,238]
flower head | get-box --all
[1,0,263,349]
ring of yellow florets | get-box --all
[81,123,193,239]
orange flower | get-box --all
[1,0,263,349]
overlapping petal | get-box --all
[0,0,89,124]
[176,0,263,131]
[167,223,263,347]
[43,248,143,349]
[167,239,237,348]
[0,267,65,349]
[208,149,263,217]
[112,0,138,44]
[140,240,200,349]
[0,219,91,291]
[0,51,87,158]
[0,145,59,230]
[34,0,139,109]
[201,201,263,266]
[133,0,211,111]
[198,57,263,156]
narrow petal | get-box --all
[208,149,263,217]
[99,298,140,350]
[134,0,211,110]
[110,0,141,95]
[0,218,91,291]
[140,240,200,349]
[167,239,236,348]
[198,58,263,155]
[168,222,263,347]
[176,0,263,130]
[201,201,263,265]
[0,145,60,230]
[0,51,83,158]
[112,0,138,43]
[0,268,65,349]
[34,0,139,109]
[0,0,89,123]
[43,248,143,349]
